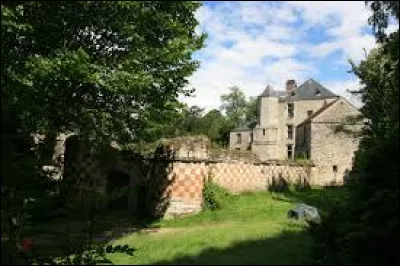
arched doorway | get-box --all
[106,171,130,209]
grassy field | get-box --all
[105,188,345,265]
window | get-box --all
[263,129,266,136]
[250,132,253,143]
[287,144,293,159]
[236,133,242,144]
[307,110,313,117]
[315,89,321,96]
[287,125,293,140]
[236,148,240,151]
[333,165,338,172]
[288,103,294,118]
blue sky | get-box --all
[181,1,398,111]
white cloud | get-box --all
[323,79,364,108]
[238,1,298,25]
[309,42,341,58]
[387,22,399,35]
[289,1,376,63]
[183,1,382,111]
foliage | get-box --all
[1,1,205,264]
[156,105,233,147]
[200,109,232,146]
[311,2,399,265]
[245,96,259,126]
[202,181,230,211]
[33,244,134,265]
[151,86,257,147]
[220,86,249,128]
[1,1,205,145]
[367,1,399,42]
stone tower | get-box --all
[251,85,280,160]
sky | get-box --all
[180,1,399,111]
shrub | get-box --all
[202,181,230,211]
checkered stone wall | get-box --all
[163,161,207,218]
[210,162,311,193]
[161,160,312,218]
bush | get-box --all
[202,181,230,211]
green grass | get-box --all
[105,187,346,265]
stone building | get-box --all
[229,78,362,185]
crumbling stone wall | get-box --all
[152,137,315,218]
[55,135,318,219]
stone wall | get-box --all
[58,135,317,219]
[161,161,206,218]
[310,123,360,186]
[210,161,311,193]
[157,159,314,218]
[295,122,312,158]
[276,98,338,160]
[298,98,362,186]
[152,137,315,217]
[229,130,252,151]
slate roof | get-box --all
[284,78,338,101]
[260,85,276,97]
[260,79,339,102]
[259,85,287,97]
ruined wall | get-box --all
[152,137,315,218]
[153,159,314,218]
[58,135,317,219]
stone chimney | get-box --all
[286,79,297,92]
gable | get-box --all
[312,98,361,124]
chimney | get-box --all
[286,79,297,92]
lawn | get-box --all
[105,187,345,265]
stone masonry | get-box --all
[155,137,316,218]
[54,135,335,219]
[229,78,361,188]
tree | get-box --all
[245,96,259,126]
[1,1,205,263]
[220,86,248,128]
[201,109,231,147]
[312,1,399,265]
[180,105,206,135]
[1,1,205,146]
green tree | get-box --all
[1,1,205,263]
[201,109,231,147]
[312,1,399,265]
[220,86,248,128]
[245,96,259,126]
[1,1,205,146]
